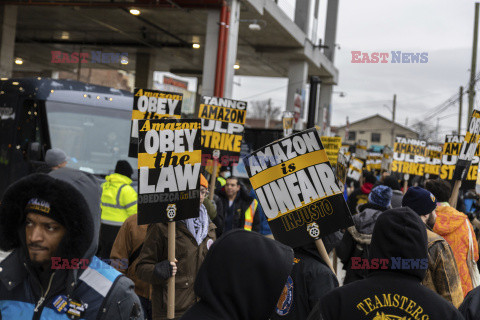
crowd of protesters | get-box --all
[4,148,480,319]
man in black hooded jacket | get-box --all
[179,230,294,320]
[307,207,463,320]
[0,174,143,319]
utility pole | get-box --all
[265,98,271,129]
[459,86,464,134]
[468,3,479,118]
[391,94,396,146]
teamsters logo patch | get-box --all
[166,203,177,220]
[275,276,294,316]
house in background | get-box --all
[334,114,419,148]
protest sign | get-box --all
[245,128,354,249]
[321,136,342,166]
[198,96,247,164]
[336,152,348,186]
[366,152,382,171]
[283,111,294,137]
[381,146,393,172]
[356,140,368,160]
[440,135,480,190]
[137,119,202,225]
[453,108,480,182]
[128,88,183,157]
[424,144,443,179]
[347,158,364,181]
[391,137,427,176]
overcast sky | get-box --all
[232,0,478,137]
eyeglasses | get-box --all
[200,190,209,197]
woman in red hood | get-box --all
[426,179,479,297]
[347,172,377,214]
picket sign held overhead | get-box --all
[245,127,354,258]
[424,144,443,179]
[356,140,368,160]
[440,135,480,191]
[381,146,393,173]
[366,152,382,171]
[137,119,202,225]
[128,88,183,157]
[347,158,364,182]
[321,136,342,166]
[391,137,427,177]
[450,107,480,206]
[336,152,348,187]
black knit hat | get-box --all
[402,186,437,216]
[115,160,133,178]
[0,173,93,260]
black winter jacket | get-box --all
[307,207,463,320]
[270,243,338,319]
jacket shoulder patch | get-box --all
[275,276,294,316]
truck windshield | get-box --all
[46,100,137,176]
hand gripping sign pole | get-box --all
[167,221,175,319]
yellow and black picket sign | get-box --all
[424,144,443,178]
[245,128,353,251]
[129,88,183,157]
[347,158,364,182]
[336,152,348,186]
[391,137,427,177]
[440,135,480,189]
[366,153,382,171]
[321,136,342,166]
[198,96,247,160]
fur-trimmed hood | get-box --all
[0,173,94,261]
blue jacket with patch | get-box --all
[0,173,143,320]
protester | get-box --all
[346,171,377,214]
[383,176,403,208]
[136,174,216,319]
[426,179,479,297]
[337,185,392,284]
[0,173,143,319]
[111,214,152,319]
[307,207,463,320]
[271,241,339,319]
[402,186,464,307]
[45,148,68,170]
[216,176,260,233]
[180,230,294,320]
[98,160,137,259]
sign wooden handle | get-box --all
[209,159,218,201]
[449,180,462,208]
[403,180,408,195]
[315,239,336,275]
[167,221,175,319]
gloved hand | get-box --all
[154,260,177,280]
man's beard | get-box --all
[426,213,436,229]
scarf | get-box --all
[184,204,210,245]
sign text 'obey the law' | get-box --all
[137,119,201,224]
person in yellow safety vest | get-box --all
[98,160,137,259]
[215,166,231,190]
[216,176,260,235]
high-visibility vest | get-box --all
[244,199,258,231]
[100,173,137,226]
